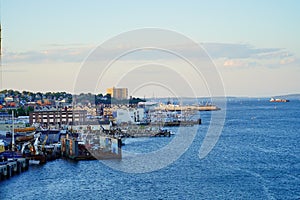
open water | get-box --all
[0,98,299,199]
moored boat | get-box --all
[15,132,35,142]
[270,97,289,102]
[27,155,46,165]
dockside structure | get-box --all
[29,110,87,128]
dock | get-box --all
[119,125,171,138]
[149,119,201,127]
[61,135,122,160]
[0,158,29,181]
[154,105,220,112]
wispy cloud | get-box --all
[202,43,282,59]
[2,42,299,69]
[201,43,299,68]
[2,46,92,63]
[223,59,257,68]
[44,43,88,47]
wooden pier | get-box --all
[0,158,29,181]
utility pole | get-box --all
[0,23,2,56]
[0,23,2,90]
[12,110,15,151]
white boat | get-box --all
[270,97,289,102]
[29,159,40,165]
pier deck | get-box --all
[0,158,29,181]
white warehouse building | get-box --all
[115,108,145,124]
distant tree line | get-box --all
[77,93,146,105]
[7,106,34,117]
[0,90,73,103]
[0,90,146,106]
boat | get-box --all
[270,98,289,102]
[14,127,36,133]
[28,159,40,165]
[26,154,46,165]
[15,132,36,142]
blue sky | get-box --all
[1,0,300,97]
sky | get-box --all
[1,0,300,97]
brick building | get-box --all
[29,109,87,128]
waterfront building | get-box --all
[29,109,87,128]
[70,124,110,132]
[114,108,145,124]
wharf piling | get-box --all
[0,158,29,181]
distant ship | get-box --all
[269,97,290,102]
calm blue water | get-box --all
[1,98,299,199]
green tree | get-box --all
[7,109,17,117]
[26,106,34,115]
[17,107,26,116]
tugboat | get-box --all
[270,97,290,102]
